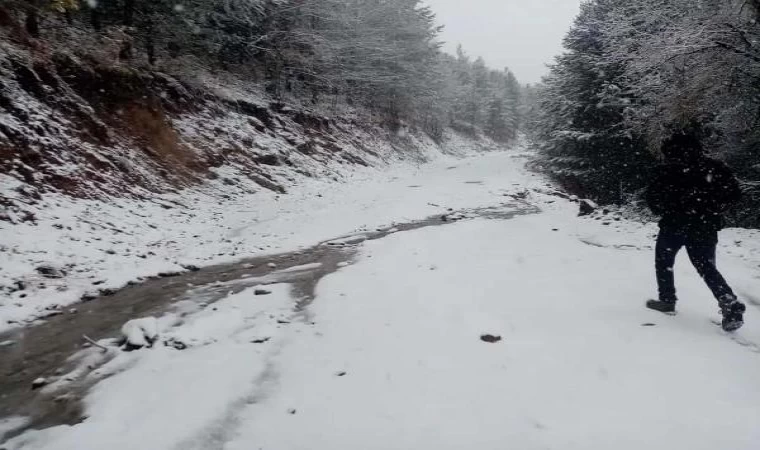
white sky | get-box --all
[423,0,583,84]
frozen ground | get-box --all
[3,148,760,449]
[0,132,498,332]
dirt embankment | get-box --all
[0,10,449,223]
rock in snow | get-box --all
[31,377,48,390]
[35,265,66,279]
[578,199,598,216]
[121,317,159,350]
[480,334,502,343]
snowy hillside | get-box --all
[0,0,519,333]
[0,125,501,332]
[0,34,506,331]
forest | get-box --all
[527,0,760,227]
[2,0,521,143]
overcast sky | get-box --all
[423,0,583,84]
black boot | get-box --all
[719,296,746,332]
[647,299,677,314]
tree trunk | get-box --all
[119,41,133,60]
[147,35,156,65]
[124,0,135,26]
[90,6,101,30]
[25,8,39,38]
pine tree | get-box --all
[530,0,654,203]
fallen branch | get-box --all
[83,334,109,353]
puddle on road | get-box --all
[0,201,537,440]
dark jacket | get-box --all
[646,156,741,235]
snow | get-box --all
[5,285,295,450]
[5,147,760,449]
[0,133,506,333]
[0,418,29,442]
[275,262,323,273]
[223,216,760,450]
[120,317,159,348]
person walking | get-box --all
[645,133,745,331]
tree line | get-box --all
[527,0,760,226]
[4,0,522,142]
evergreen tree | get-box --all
[529,0,654,203]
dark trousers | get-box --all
[655,229,735,303]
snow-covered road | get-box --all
[4,149,760,449]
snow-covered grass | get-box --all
[5,148,760,449]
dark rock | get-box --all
[480,334,502,343]
[255,154,281,166]
[641,323,657,327]
[31,377,48,390]
[296,141,316,155]
[255,289,272,296]
[249,173,286,194]
[81,293,98,302]
[578,199,597,217]
[165,338,188,350]
[36,265,66,279]
[336,371,347,377]
[123,342,145,352]
[251,337,271,344]
[99,288,116,296]
[181,264,201,272]
[158,271,181,278]
[235,100,274,128]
